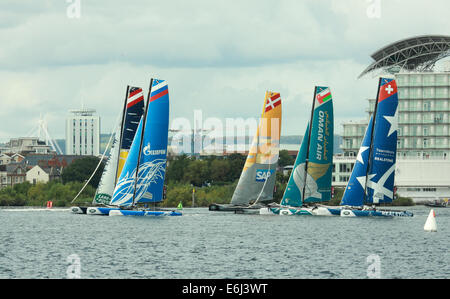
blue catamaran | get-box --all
[110,79,179,216]
[88,79,180,216]
[339,78,413,217]
[269,86,339,216]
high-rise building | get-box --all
[342,71,450,159]
[65,108,100,156]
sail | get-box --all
[281,86,333,206]
[93,123,121,205]
[366,78,398,204]
[341,77,398,206]
[340,117,373,206]
[110,116,143,206]
[110,79,169,207]
[134,79,169,204]
[117,86,145,182]
[230,91,282,205]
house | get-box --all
[0,165,7,189]
[0,154,11,165]
[26,165,50,184]
[5,163,27,187]
[10,153,25,163]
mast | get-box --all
[114,85,130,186]
[363,78,382,204]
[301,87,317,204]
[131,79,153,207]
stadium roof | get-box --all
[359,35,450,78]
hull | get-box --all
[269,205,340,216]
[234,205,265,214]
[209,203,248,212]
[109,209,182,216]
[86,207,120,216]
[340,207,413,217]
[424,203,447,208]
[71,206,87,214]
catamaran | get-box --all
[208,91,282,213]
[339,77,413,217]
[89,79,180,217]
[267,86,338,216]
[72,86,145,214]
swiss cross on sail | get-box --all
[265,93,281,112]
[378,78,398,102]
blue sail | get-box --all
[110,79,169,207]
[341,78,398,206]
[110,116,143,206]
[134,79,169,204]
[366,78,398,204]
[340,117,374,206]
[281,86,333,206]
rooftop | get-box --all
[359,35,450,78]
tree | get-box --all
[183,160,210,187]
[210,159,230,183]
[278,150,295,167]
[166,154,191,183]
[61,156,104,188]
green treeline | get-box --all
[0,151,414,207]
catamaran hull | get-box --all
[71,206,87,214]
[270,206,340,216]
[109,209,182,216]
[208,203,248,212]
[340,208,413,217]
[86,207,119,216]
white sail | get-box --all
[93,124,121,205]
[424,209,437,232]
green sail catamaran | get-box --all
[268,86,339,216]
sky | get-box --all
[0,0,449,143]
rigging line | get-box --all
[70,111,122,204]
[363,78,383,205]
[250,97,268,207]
[302,87,317,206]
[131,79,153,207]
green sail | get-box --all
[281,86,334,206]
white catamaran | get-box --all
[208,91,282,213]
[71,86,145,214]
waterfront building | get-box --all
[339,35,450,202]
[65,108,100,156]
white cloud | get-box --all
[0,0,449,143]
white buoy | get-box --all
[424,209,437,232]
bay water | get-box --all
[0,205,448,279]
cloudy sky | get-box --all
[0,0,449,143]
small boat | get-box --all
[209,91,282,213]
[269,86,338,216]
[105,78,180,217]
[73,86,145,215]
[424,199,448,208]
[339,77,413,217]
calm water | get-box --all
[0,205,448,279]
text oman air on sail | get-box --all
[316,110,331,161]
[255,169,275,182]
